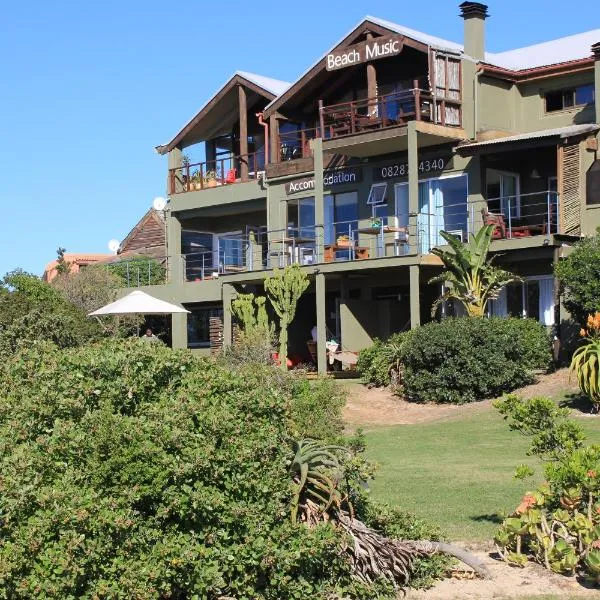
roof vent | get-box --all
[459,2,489,61]
[459,2,489,19]
[592,42,600,60]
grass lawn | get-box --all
[364,404,600,542]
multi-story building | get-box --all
[142,2,600,371]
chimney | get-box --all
[460,2,489,61]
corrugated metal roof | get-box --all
[458,124,599,149]
[235,71,290,96]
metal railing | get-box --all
[278,127,322,161]
[107,257,168,288]
[169,151,262,195]
[319,86,461,138]
[473,191,560,240]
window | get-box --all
[187,305,223,348]
[367,183,388,206]
[489,276,555,326]
[486,170,520,219]
[545,83,595,113]
[324,192,358,244]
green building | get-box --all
[138,2,600,372]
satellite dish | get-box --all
[153,196,167,211]
[108,239,121,253]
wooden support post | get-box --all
[316,272,327,375]
[407,121,419,253]
[410,265,421,329]
[222,283,236,348]
[167,147,183,194]
[269,114,279,163]
[366,31,377,116]
[238,85,248,181]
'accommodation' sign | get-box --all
[326,35,403,71]
[285,168,361,195]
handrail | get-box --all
[278,127,322,161]
[168,151,261,194]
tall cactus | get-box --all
[264,264,309,370]
[231,293,272,336]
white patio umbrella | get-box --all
[88,290,190,316]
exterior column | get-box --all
[311,137,325,262]
[269,114,280,163]
[592,43,600,124]
[410,265,421,328]
[222,283,236,348]
[366,32,377,114]
[316,272,327,375]
[171,313,187,349]
[238,85,249,181]
[167,213,183,284]
[467,154,485,234]
[407,121,419,253]
[167,147,183,195]
[205,140,216,169]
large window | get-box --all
[545,83,595,113]
[489,276,555,326]
[187,305,223,348]
[324,192,359,244]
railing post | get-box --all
[318,99,325,142]
[350,101,356,134]
[507,197,512,238]
[186,164,190,192]
[199,163,204,190]
[301,129,307,158]
[413,79,421,122]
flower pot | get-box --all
[336,239,353,248]
[205,180,217,188]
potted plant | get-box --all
[191,170,203,190]
[181,154,191,189]
[204,170,218,188]
[336,234,352,247]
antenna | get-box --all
[153,196,167,211]
[108,239,120,253]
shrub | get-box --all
[494,395,600,581]
[356,332,412,389]
[0,339,445,598]
[555,233,600,326]
[402,317,552,404]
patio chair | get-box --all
[481,208,507,239]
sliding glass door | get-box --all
[394,175,468,253]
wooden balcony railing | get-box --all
[319,84,462,139]
[169,152,262,195]
[278,127,322,161]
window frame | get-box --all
[186,304,224,349]
[544,83,595,114]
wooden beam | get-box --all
[238,85,248,181]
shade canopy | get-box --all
[88,290,190,316]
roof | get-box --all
[156,71,290,154]
[235,71,290,96]
[486,29,600,71]
[457,124,600,152]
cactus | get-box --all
[264,264,309,370]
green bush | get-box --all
[555,233,600,326]
[402,317,552,404]
[356,332,412,388]
[0,339,443,598]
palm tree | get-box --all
[429,225,520,318]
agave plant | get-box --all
[571,312,600,411]
[429,225,520,317]
[289,438,347,524]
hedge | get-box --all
[402,317,552,404]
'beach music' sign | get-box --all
[326,35,403,71]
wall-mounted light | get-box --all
[530,169,541,180]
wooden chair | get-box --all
[481,208,507,239]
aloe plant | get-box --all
[429,225,520,317]
[571,312,600,410]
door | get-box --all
[487,170,520,219]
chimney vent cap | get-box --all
[459,2,489,19]
[592,42,600,59]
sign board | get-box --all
[372,156,452,181]
[285,168,362,195]
[326,35,403,71]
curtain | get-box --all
[538,277,555,326]
[489,287,508,317]
[430,181,445,247]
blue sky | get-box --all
[1,0,597,276]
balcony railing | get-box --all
[278,127,321,161]
[319,85,462,138]
[169,152,262,195]
[477,191,559,240]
